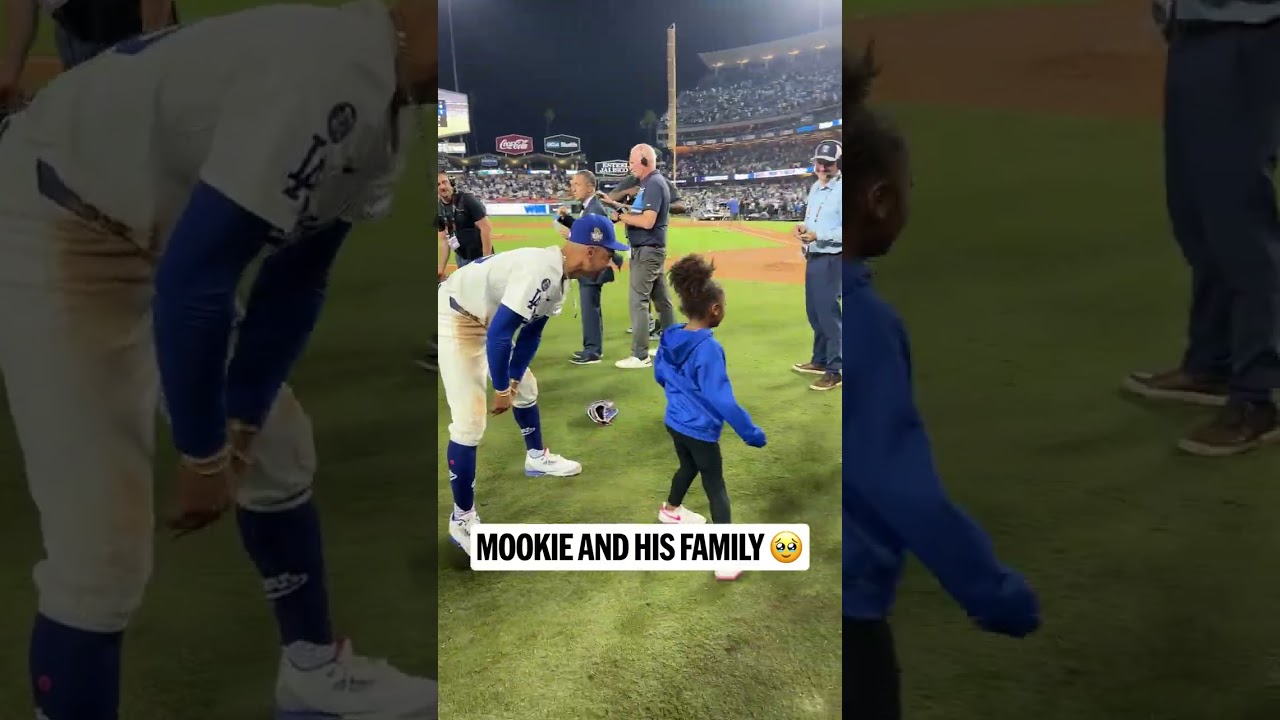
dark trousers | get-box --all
[665,426,730,523]
[846,617,901,720]
[579,282,604,356]
[1165,20,1280,402]
[805,253,843,373]
[53,24,112,68]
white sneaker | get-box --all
[714,569,743,581]
[658,504,706,524]
[524,449,582,477]
[449,508,480,557]
[275,639,437,719]
[615,356,653,369]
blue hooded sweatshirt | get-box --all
[844,259,1038,634]
[654,324,764,446]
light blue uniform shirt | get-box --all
[803,174,843,256]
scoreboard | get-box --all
[437,89,470,139]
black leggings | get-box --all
[665,426,731,523]
[846,617,901,720]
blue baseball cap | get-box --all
[570,213,629,252]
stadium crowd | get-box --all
[677,136,837,177]
[453,171,570,202]
[660,52,840,127]
[681,181,810,220]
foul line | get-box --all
[728,222,803,248]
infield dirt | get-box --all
[849,0,1167,119]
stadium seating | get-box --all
[660,52,839,128]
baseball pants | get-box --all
[0,125,318,634]
[1165,19,1280,402]
[437,286,537,447]
[805,253,843,374]
[628,246,675,360]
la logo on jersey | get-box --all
[527,277,553,315]
[277,102,360,241]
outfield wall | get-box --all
[487,203,559,216]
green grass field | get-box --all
[0,131,437,716]
[470,214,784,254]
[436,217,844,719]
[872,105,1280,719]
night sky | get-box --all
[438,0,843,163]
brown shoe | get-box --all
[810,373,842,391]
[792,362,825,375]
[1122,368,1228,407]
[1178,402,1280,457]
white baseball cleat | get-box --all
[525,449,582,477]
[658,504,706,524]
[274,639,438,719]
[615,356,653,369]
[449,508,480,556]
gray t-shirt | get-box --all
[626,172,670,248]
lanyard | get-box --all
[811,181,837,224]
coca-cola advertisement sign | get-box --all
[496,134,533,155]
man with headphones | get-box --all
[792,139,843,392]
[611,143,676,369]
[602,158,686,339]
[436,170,492,281]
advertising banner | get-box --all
[544,134,582,155]
[496,134,534,155]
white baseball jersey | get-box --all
[8,0,416,248]
[443,247,568,326]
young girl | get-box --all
[653,254,766,581]
[846,44,1040,719]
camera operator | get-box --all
[606,144,675,369]
[436,171,492,281]
[601,164,685,340]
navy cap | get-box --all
[812,140,842,162]
[569,213,629,252]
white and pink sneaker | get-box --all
[658,504,706,524]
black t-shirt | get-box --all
[626,173,671,248]
[437,192,488,261]
[54,0,179,45]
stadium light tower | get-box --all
[447,0,461,92]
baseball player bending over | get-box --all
[439,214,630,554]
[0,2,436,718]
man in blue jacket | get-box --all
[845,47,1040,719]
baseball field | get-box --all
[854,0,1280,719]
[435,216,844,720]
